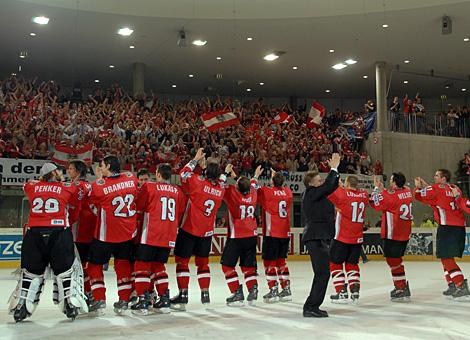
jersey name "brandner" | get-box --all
[34,185,62,194]
[103,181,136,195]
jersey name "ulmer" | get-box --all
[103,181,136,195]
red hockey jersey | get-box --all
[136,182,186,248]
[70,180,97,243]
[456,196,470,215]
[24,180,79,228]
[414,184,466,227]
[179,161,226,237]
[328,187,369,244]
[258,186,293,238]
[371,187,413,241]
[89,172,138,243]
[224,184,258,239]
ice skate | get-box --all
[113,300,129,315]
[170,289,188,311]
[330,285,349,304]
[201,290,210,305]
[443,283,457,298]
[153,290,171,314]
[263,283,280,303]
[131,295,151,316]
[452,280,470,302]
[226,285,244,307]
[88,300,106,316]
[350,283,360,303]
[247,284,258,306]
[279,283,292,302]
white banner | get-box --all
[0,158,47,186]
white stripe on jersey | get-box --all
[386,211,394,239]
[99,209,106,241]
[334,212,341,239]
[265,211,272,236]
[141,212,150,244]
[437,206,447,225]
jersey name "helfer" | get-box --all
[103,180,136,195]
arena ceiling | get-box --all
[1,0,470,99]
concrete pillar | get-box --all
[133,62,145,97]
[375,61,388,132]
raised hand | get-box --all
[328,153,340,169]
[194,148,206,162]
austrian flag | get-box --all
[201,110,240,132]
[51,143,93,166]
[272,111,293,125]
[307,101,326,128]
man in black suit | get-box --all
[301,153,340,317]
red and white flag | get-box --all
[201,110,240,132]
[272,111,292,125]
[307,101,326,128]
[52,143,93,166]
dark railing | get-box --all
[388,111,470,138]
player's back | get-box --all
[180,175,225,237]
[329,187,369,244]
[382,187,413,240]
[137,182,185,247]
[90,172,138,242]
[70,179,97,243]
[224,185,258,239]
[258,186,293,238]
[426,184,465,226]
[24,180,77,228]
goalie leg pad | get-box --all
[8,269,45,316]
[55,256,89,314]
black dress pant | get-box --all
[303,239,330,311]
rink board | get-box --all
[0,227,469,267]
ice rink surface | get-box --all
[1,261,470,340]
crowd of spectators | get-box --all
[0,75,379,176]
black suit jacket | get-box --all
[301,170,340,243]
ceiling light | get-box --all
[292,66,298,70]
[192,39,207,46]
[325,89,331,93]
[329,49,335,53]
[462,88,467,92]
[216,56,222,60]
[444,84,451,89]
[404,60,411,64]
[109,65,115,69]
[259,82,264,85]
[403,80,409,84]
[19,51,28,59]
[94,79,100,83]
[332,63,347,70]
[129,45,135,49]
[117,27,134,36]
[263,53,280,61]
[32,16,49,25]
[363,75,368,79]
[247,37,253,41]
[464,38,469,42]
[30,33,36,37]
[382,24,389,28]
[188,74,194,78]
[246,88,252,92]
[11,73,16,76]
[172,84,177,88]
[345,59,357,65]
